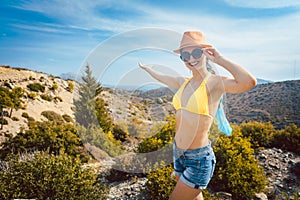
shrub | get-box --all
[40,94,52,102]
[27,83,45,93]
[210,127,268,200]
[54,96,63,102]
[0,120,88,162]
[62,114,74,123]
[12,117,19,121]
[50,83,58,91]
[146,163,176,200]
[66,80,74,93]
[271,124,300,154]
[112,124,129,142]
[27,92,37,100]
[28,117,35,122]
[41,110,63,122]
[0,152,108,200]
[21,112,29,119]
[77,124,123,157]
[95,97,113,133]
[138,116,175,153]
[239,121,275,149]
[0,118,8,125]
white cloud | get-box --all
[223,0,300,8]
[11,0,300,81]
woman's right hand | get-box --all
[137,61,182,89]
[138,62,152,71]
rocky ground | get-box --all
[255,148,300,199]
[97,148,300,200]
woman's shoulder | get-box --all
[207,74,226,92]
[176,76,189,86]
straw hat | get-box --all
[173,31,212,54]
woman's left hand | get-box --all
[203,47,223,63]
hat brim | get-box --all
[173,44,212,54]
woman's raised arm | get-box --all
[138,62,185,89]
[203,47,257,94]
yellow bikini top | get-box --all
[172,73,213,118]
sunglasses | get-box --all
[180,48,203,62]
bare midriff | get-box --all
[174,109,213,150]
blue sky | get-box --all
[1,0,300,87]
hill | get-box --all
[0,66,299,199]
[129,79,300,129]
[226,80,300,128]
[0,66,75,142]
[1,65,299,140]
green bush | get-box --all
[0,120,88,162]
[27,83,45,93]
[41,110,64,122]
[54,96,63,102]
[271,124,300,154]
[12,117,19,121]
[112,124,129,142]
[0,118,8,125]
[62,114,74,123]
[95,97,113,133]
[27,92,37,100]
[21,112,29,119]
[146,163,176,200]
[40,94,52,102]
[77,124,123,157]
[239,121,275,149]
[138,116,175,153]
[210,127,268,200]
[0,152,108,200]
[50,83,58,91]
[66,80,74,93]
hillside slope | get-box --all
[1,66,299,141]
[226,80,300,128]
[0,66,74,141]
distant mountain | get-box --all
[256,78,273,85]
[60,72,81,82]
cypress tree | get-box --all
[74,64,112,133]
[74,65,102,128]
[9,87,24,117]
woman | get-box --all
[138,31,256,200]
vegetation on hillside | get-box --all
[0,152,108,200]
[0,66,299,199]
[0,86,24,129]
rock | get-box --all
[255,192,268,200]
[255,148,300,198]
[213,192,232,200]
[108,177,148,200]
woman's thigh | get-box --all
[169,179,202,200]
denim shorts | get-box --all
[173,140,216,190]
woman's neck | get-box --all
[191,66,208,81]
